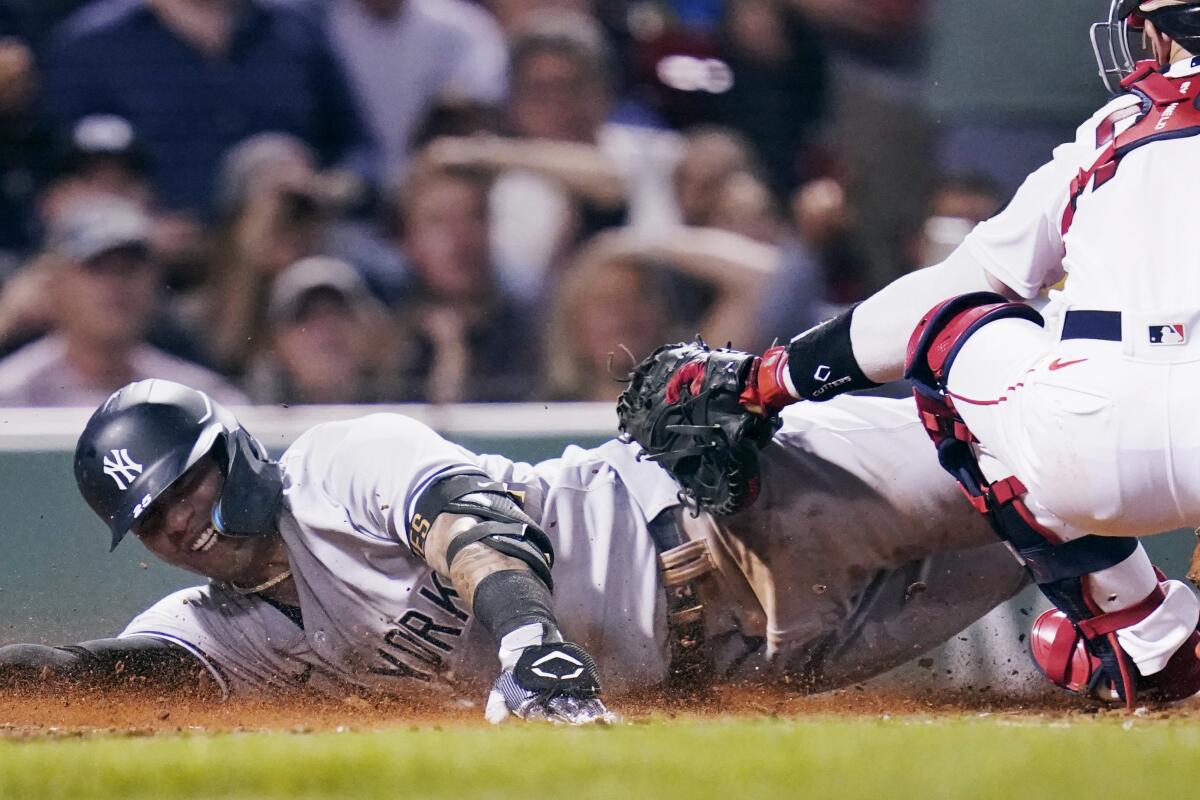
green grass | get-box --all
[1,715,1198,800]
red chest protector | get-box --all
[1062,60,1200,234]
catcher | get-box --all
[640,0,1200,709]
[0,374,1031,720]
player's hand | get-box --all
[484,642,615,725]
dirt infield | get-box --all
[0,683,1153,739]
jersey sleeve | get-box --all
[282,413,487,555]
[960,95,1139,299]
[119,585,308,698]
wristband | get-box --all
[785,305,881,402]
[473,569,560,644]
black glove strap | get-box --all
[785,305,881,401]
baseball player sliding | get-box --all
[645,0,1200,708]
[0,379,1028,721]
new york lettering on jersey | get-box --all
[371,572,471,683]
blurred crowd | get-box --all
[0,0,1106,407]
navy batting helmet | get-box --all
[74,379,282,551]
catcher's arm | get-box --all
[0,636,218,695]
[739,256,1007,414]
[849,252,1018,383]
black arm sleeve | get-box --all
[0,636,216,695]
[472,569,559,642]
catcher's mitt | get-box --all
[616,339,781,515]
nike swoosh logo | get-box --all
[1047,357,1088,371]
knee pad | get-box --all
[904,291,1044,392]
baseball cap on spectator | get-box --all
[266,256,375,324]
[47,197,152,264]
[61,115,149,177]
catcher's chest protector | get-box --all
[1063,60,1200,233]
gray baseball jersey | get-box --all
[120,396,1024,699]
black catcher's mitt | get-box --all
[616,340,781,515]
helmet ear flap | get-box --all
[211,428,282,538]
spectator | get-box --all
[27,114,218,366]
[786,175,865,303]
[0,196,244,406]
[672,126,757,227]
[325,0,508,181]
[712,0,827,197]
[384,161,537,403]
[791,0,934,292]
[42,0,375,215]
[41,115,154,220]
[0,8,50,266]
[245,256,386,405]
[543,225,777,401]
[206,132,399,375]
[482,0,597,35]
[424,12,659,305]
[701,169,827,349]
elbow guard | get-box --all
[446,520,555,590]
[411,470,555,588]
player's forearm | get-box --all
[447,542,535,616]
[0,643,85,688]
[849,249,1014,383]
[0,637,214,694]
[426,515,562,644]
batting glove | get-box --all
[485,626,615,725]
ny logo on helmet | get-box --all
[102,448,143,491]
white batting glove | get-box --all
[485,624,615,725]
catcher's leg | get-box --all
[906,293,1200,707]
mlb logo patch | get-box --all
[1149,323,1186,345]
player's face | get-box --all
[131,455,268,583]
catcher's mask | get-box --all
[74,379,282,551]
[1093,0,1200,93]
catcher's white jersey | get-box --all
[963,57,1200,313]
[120,397,1021,699]
[924,58,1200,675]
[940,56,1200,539]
